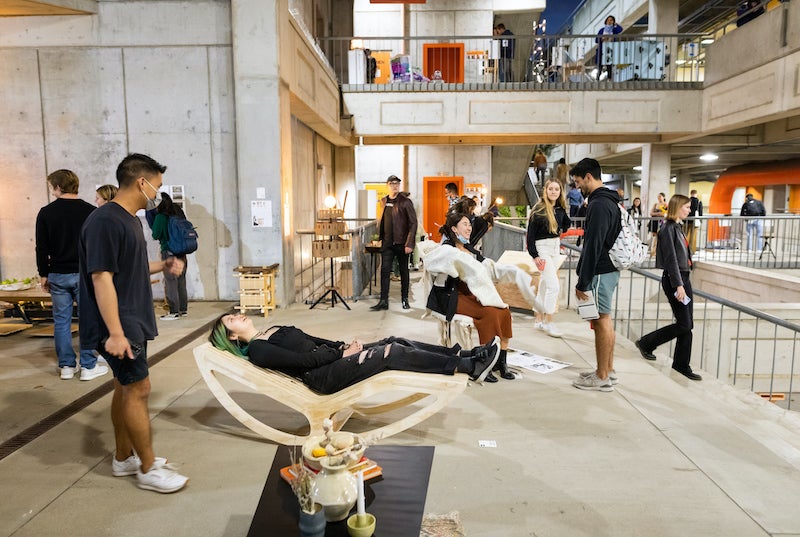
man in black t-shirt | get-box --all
[36,169,107,381]
[79,153,188,494]
[740,193,767,251]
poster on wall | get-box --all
[166,185,185,213]
[251,200,272,227]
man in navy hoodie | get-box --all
[570,158,621,392]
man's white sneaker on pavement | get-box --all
[80,364,109,381]
[112,454,167,477]
[579,369,618,385]
[572,372,614,392]
[534,321,544,331]
[59,365,79,380]
[137,460,188,493]
[160,312,181,321]
[543,322,562,338]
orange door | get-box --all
[423,176,463,242]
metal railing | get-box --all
[485,220,800,409]
[317,33,710,90]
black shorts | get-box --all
[98,339,150,385]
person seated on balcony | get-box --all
[209,313,501,393]
[425,211,515,382]
[595,15,623,80]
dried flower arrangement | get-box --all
[288,446,318,514]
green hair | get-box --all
[209,314,249,358]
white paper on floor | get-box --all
[506,348,572,374]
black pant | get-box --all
[639,272,694,372]
[380,244,410,301]
[302,337,461,394]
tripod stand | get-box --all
[309,256,350,310]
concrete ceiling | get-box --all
[599,116,800,182]
[0,0,96,17]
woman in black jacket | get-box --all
[635,194,701,380]
[209,313,500,393]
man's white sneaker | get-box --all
[160,313,181,321]
[59,365,79,380]
[543,322,562,338]
[112,454,167,477]
[534,321,544,330]
[579,369,618,385]
[136,460,188,493]
[572,372,614,392]
[80,364,109,381]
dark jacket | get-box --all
[576,187,621,291]
[526,205,571,258]
[656,220,691,288]
[740,198,766,217]
[378,193,418,250]
[247,326,344,378]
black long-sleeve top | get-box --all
[576,187,622,291]
[526,205,571,259]
[36,198,95,275]
[247,326,345,378]
[656,220,692,288]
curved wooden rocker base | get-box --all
[193,342,468,446]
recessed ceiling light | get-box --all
[700,153,718,162]
[670,177,677,183]
[633,165,642,171]
[634,180,642,186]
[701,38,714,45]
[675,59,687,65]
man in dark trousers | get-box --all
[371,175,418,311]
[36,169,108,381]
[740,192,766,251]
[496,23,515,82]
[79,153,188,493]
[685,189,703,254]
[570,158,622,392]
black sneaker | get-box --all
[470,336,501,382]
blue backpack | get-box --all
[166,216,198,255]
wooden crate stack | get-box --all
[234,264,279,316]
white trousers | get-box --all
[534,237,561,315]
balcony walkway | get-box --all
[1,274,799,536]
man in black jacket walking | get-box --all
[371,175,418,311]
[570,158,621,392]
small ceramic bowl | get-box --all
[302,432,366,471]
[346,513,376,537]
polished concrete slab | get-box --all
[1,281,800,537]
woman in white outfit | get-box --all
[526,179,571,337]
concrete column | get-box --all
[648,0,679,33]
[231,0,290,305]
[641,144,671,212]
[674,170,690,197]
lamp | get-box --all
[324,195,337,209]
[350,39,364,50]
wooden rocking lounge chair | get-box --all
[193,342,468,445]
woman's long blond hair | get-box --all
[531,179,567,234]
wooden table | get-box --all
[248,446,434,537]
[0,287,53,323]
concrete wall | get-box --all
[0,1,236,301]
[692,262,800,305]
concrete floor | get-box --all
[2,275,800,537]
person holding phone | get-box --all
[635,194,701,381]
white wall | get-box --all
[0,1,237,299]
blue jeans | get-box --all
[48,273,97,369]
[746,219,763,251]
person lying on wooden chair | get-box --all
[209,313,500,393]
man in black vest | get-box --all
[685,190,703,254]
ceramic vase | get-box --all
[312,459,358,522]
[298,503,326,537]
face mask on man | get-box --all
[142,178,162,210]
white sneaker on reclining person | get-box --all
[137,460,188,493]
[542,322,562,338]
[80,364,109,381]
[112,454,167,477]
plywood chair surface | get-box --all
[193,342,468,446]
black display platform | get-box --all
[248,445,434,537]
